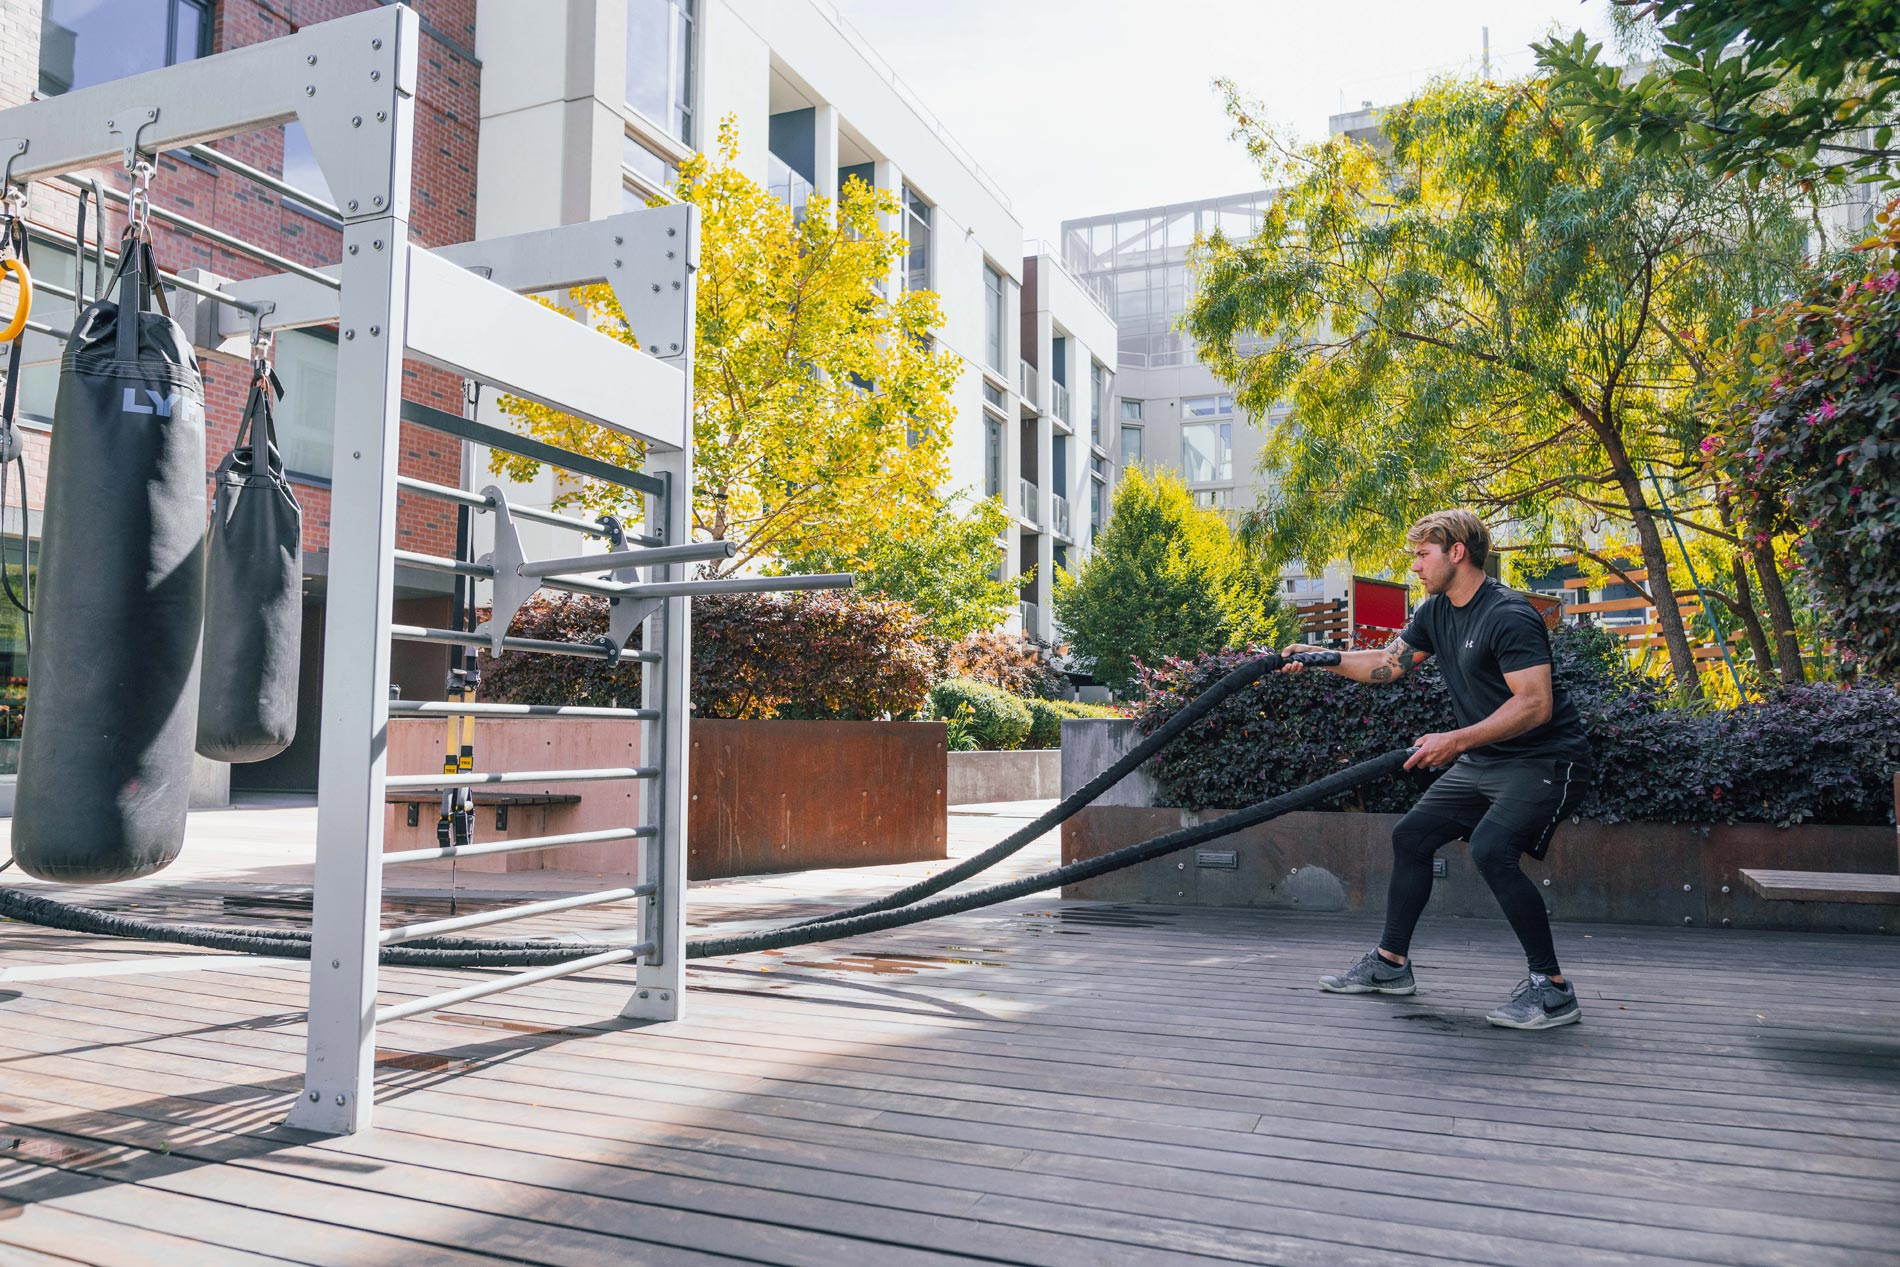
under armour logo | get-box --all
[1463,639,1475,649]
[122,387,179,418]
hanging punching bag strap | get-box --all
[233,365,285,478]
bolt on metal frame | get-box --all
[0,4,828,1135]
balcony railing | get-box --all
[1051,380,1071,424]
[1052,493,1071,539]
[1019,600,1039,634]
[1018,358,1040,409]
[1019,477,1040,527]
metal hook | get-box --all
[247,300,276,375]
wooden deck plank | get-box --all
[5,804,1900,1266]
[1742,869,1900,904]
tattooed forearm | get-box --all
[1372,637,1416,683]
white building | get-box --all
[473,0,1105,638]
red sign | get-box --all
[1350,576,1410,646]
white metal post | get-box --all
[624,210,698,1022]
[288,42,418,1131]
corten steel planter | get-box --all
[1059,719,1898,934]
[1061,808,1896,934]
[688,719,947,879]
[385,717,947,879]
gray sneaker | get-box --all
[1487,974,1582,1029]
[1319,950,1416,995]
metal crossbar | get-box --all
[381,826,656,865]
[519,541,735,578]
[64,176,341,289]
[384,767,658,791]
[376,945,653,1025]
[388,701,659,721]
[395,475,617,539]
[390,624,660,662]
[183,142,344,221]
[378,885,656,944]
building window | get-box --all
[983,263,1005,371]
[1284,575,1327,599]
[1182,393,1234,419]
[626,0,694,144]
[905,187,931,292]
[1120,425,1143,467]
[622,132,677,205]
[1192,488,1233,509]
[1182,421,1233,483]
[274,329,340,481]
[39,0,210,96]
[985,418,1003,499]
[1119,398,1142,422]
[1090,362,1107,448]
[766,149,812,221]
[982,380,1006,413]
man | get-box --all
[1282,510,1591,1029]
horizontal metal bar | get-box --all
[381,826,655,866]
[23,223,266,315]
[394,475,640,542]
[519,540,735,580]
[399,399,666,499]
[619,573,854,600]
[388,701,660,721]
[375,944,653,1024]
[390,624,660,663]
[379,884,654,944]
[22,317,72,341]
[394,549,492,579]
[383,766,659,791]
[69,177,341,290]
[183,142,344,221]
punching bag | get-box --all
[197,367,300,762]
[12,232,206,883]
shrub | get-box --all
[947,631,1068,700]
[692,591,938,720]
[1025,697,1124,749]
[476,594,642,707]
[927,678,1031,751]
[479,590,937,720]
[1132,623,1900,826]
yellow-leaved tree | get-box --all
[490,119,1003,622]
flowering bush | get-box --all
[1716,201,1900,680]
[1132,623,1899,826]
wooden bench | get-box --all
[384,789,581,831]
[1740,773,1900,905]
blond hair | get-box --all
[1406,510,1490,570]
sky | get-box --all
[826,0,1618,244]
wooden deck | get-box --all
[3,801,1900,1266]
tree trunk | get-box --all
[1589,415,1702,695]
[1749,540,1806,685]
[1729,558,1776,687]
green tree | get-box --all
[780,494,1016,642]
[489,119,965,578]
[1536,1,1900,191]
[1052,467,1290,695]
[1185,77,1811,693]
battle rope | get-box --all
[0,651,1403,968]
[786,648,1343,928]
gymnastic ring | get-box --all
[0,257,31,342]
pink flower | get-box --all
[1700,435,1717,454]
[1819,399,1838,420]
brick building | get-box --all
[0,0,481,798]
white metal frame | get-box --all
[0,6,725,1135]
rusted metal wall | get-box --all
[689,720,948,879]
[1063,808,1898,934]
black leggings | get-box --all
[1379,758,1587,977]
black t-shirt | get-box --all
[1399,578,1589,762]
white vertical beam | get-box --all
[813,103,839,221]
[289,218,412,1135]
[289,17,417,1129]
[623,204,699,1023]
[877,159,903,297]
